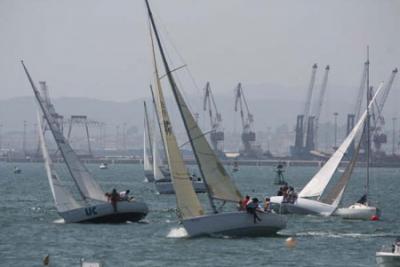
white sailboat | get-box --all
[270,82,384,216]
[149,86,206,194]
[22,61,148,223]
[145,0,286,237]
[143,101,155,182]
[334,52,380,220]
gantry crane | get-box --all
[292,64,318,158]
[203,82,224,153]
[234,83,257,157]
[370,68,398,153]
[313,65,330,150]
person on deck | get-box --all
[246,198,263,223]
[239,195,250,211]
[110,188,119,212]
[263,197,271,211]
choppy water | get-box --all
[1,162,399,266]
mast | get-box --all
[144,0,218,212]
[365,47,370,200]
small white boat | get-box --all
[335,202,379,220]
[99,163,108,170]
[376,239,400,267]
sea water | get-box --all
[0,162,399,266]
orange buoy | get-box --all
[286,237,297,248]
[370,215,379,221]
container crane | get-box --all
[313,65,330,150]
[291,64,318,158]
[234,83,257,157]
[370,68,398,153]
[203,82,224,153]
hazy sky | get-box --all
[1,0,399,102]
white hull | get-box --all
[376,252,400,267]
[334,203,379,220]
[59,201,148,223]
[270,196,336,216]
[182,211,287,237]
[155,180,206,194]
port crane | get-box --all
[203,82,224,153]
[292,64,318,158]
[234,83,257,157]
[313,65,330,150]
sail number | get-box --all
[85,207,98,216]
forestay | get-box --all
[22,61,107,202]
[150,26,204,219]
[299,82,384,199]
[37,113,81,212]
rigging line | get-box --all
[178,129,215,149]
[151,8,203,115]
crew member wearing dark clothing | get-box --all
[110,188,119,212]
[246,198,262,223]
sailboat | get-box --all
[145,0,286,237]
[143,101,155,182]
[270,82,384,216]
[149,87,206,194]
[22,61,148,223]
[334,52,380,220]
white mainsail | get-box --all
[153,130,166,181]
[38,113,81,212]
[22,61,107,202]
[299,82,384,199]
[149,23,204,219]
[143,101,154,173]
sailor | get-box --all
[246,198,263,223]
[110,188,119,212]
[263,197,271,212]
[239,195,250,211]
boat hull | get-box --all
[155,181,206,194]
[270,196,336,216]
[376,252,400,267]
[59,201,148,223]
[334,203,379,220]
[182,211,287,237]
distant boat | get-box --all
[270,83,384,216]
[146,0,286,237]
[13,167,22,174]
[99,163,108,170]
[22,61,148,223]
[376,238,400,267]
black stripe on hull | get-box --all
[79,212,147,224]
